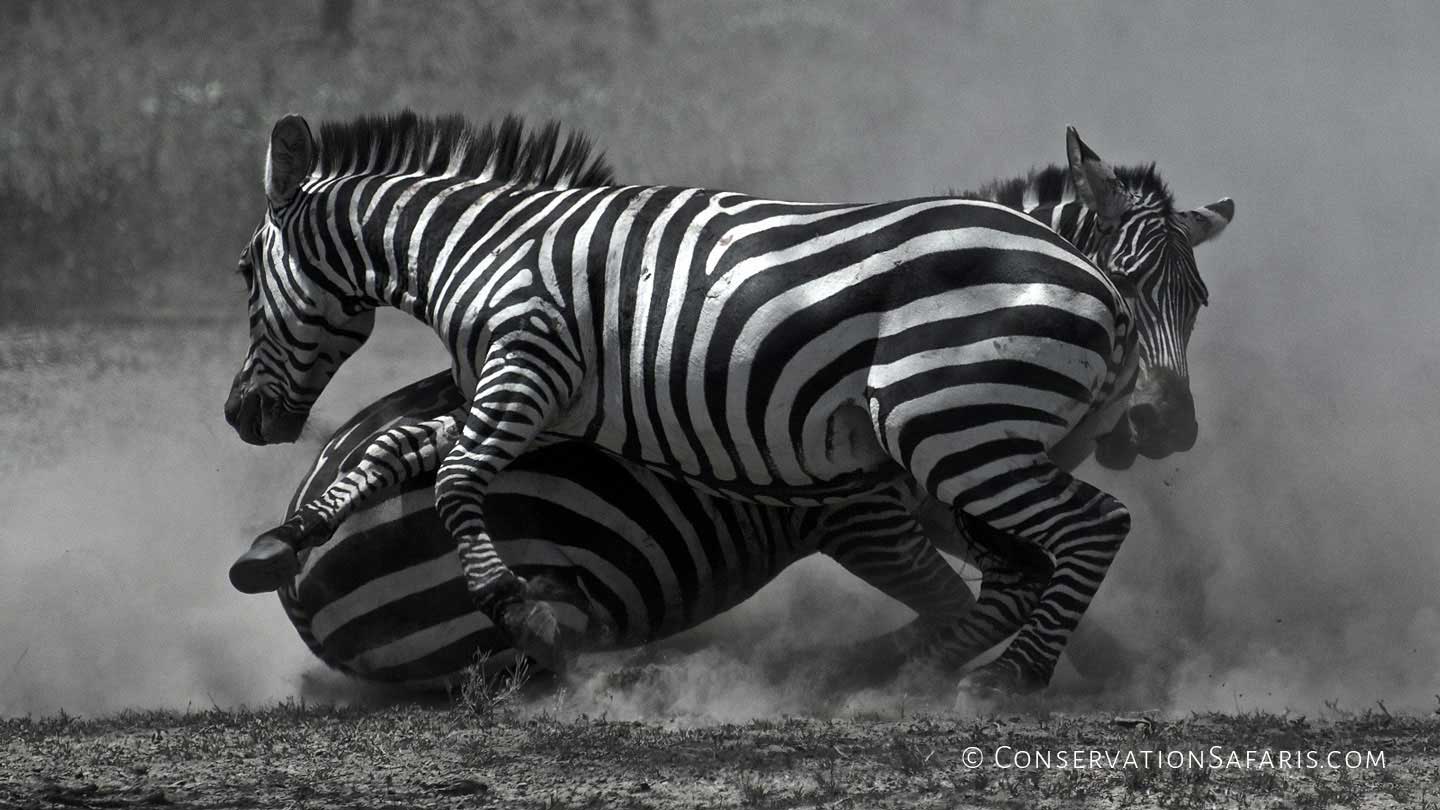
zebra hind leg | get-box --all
[946,459,1131,694]
[901,528,1051,677]
[813,490,979,691]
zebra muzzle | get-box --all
[224,384,306,445]
[1094,421,1138,470]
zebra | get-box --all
[276,370,995,689]
[253,149,1232,690]
[224,112,1231,691]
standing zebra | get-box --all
[225,112,1229,691]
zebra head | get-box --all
[224,114,376,445]
[1065,128,1234,469]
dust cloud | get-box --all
[0,325,310,715]
[5,2,1440,718]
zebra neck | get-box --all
[316,177,541,325]
[1023,200,1100,262]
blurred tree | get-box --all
[0,0,924,322]
[320,0,354,48]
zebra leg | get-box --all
[918,511,1052,667]
[821,499,1054,685]
[813,491,976,684]
[228,414,460,593]
[944,458,1131,693]
[437,344,573,673]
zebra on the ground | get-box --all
[224,112,1230,691]
[276,370,995,689]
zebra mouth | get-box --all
[1093,421,1138,470]
[225,387,307,445]
[1094,411,1198,469]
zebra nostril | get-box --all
[224,385,245,427]
[1129,402,1160,437]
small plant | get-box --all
[889,733,930,775]
[1239,765,1280,794]
[1051,767,1090,800]
[454,651,531,724]
[1122,744,1160,793]
[812,755,845,800]
[736,772,769,807]
[1374,765,1410,805]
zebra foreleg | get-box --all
[228,414,461,594]
[437,345,574,674]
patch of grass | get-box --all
[810,753,846,801]
[889,732,932,775]
[1121,741,1161,794]
[452,651,531,725]
[736,772,770,807]
[1373,764,1411,805]
[1048,767,1093,801]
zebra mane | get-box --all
[313,111,615,189]
[958,163,1173,215]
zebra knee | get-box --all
[1104,499,1132,540]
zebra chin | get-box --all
[1093,411,1198,469]
[224,386,308,445]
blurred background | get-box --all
[3,0,1438,717]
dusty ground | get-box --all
[3,692,1437,810]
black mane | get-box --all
[313,111,615,189]
[958,163,1173,215]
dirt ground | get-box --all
[3,693,1437,810]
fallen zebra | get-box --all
[275,371,1004,690]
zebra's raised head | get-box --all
[224,112,613,445]
[1060,128,1233,468]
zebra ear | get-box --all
[1177,198,1235,246]
[264,114,315,209]
[1066,126,1124,226]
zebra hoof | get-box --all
[960,657,1048,696]
[228,532,300,594]
[500,599,568,675]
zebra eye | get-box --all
[340,297,369,317]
